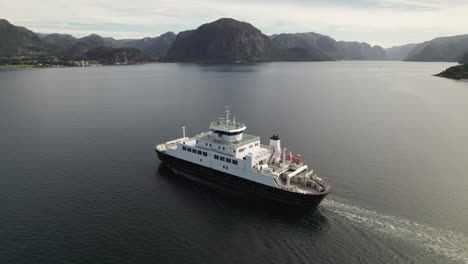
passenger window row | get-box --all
[214,155,238,165]
[181,146,238,165]
[182,146,207,156]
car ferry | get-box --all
[155,108,330,207]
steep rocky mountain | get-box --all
[269,33,386,61]
[336,41,385,60]
[270,33,338,61]
[385,43,418,60]
[84,46,152,64]
[114,32,176,58]
[165,18,272,62]
[0,19,50,55]
[405,34,468,62]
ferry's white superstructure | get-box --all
[155,109,330,207]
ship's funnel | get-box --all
[270,134,281,162]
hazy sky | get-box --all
[1,0,467,47]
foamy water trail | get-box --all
[321,199,468,263]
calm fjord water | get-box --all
[1,61,467,264]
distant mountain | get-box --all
[65,41,92,57]
[270,33,337,61]
[404,35,468,62]
[0,17,389,62]
[37,31,175,58]
[41,32,176,58]
[0,19,50,55]
[459,51,468,64]
[35,32,49,38]
[384,43,418,60]
[42,33,78,48]
[269,33,386,61]
[0,19,173,59]
[165,19,386,62]
[165,18,272,63]
[336,41,385,60]
[114,32,176,58]
[10,17,468,64]
[84,46,152,64]
[41,33,78,54]
[79,34,116,48]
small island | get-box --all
[435,51,468,80]
[435,64,468,80]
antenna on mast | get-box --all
[225,106,230,126]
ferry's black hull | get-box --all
[156,150,329,208]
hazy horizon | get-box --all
[1,0,467,48]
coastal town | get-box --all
[0,55,100,68]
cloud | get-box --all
[0,0,466,47]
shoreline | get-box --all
[0,62,163,70]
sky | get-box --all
[0,0,467,48]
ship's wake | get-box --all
[320,199,468,263]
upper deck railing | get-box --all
[195,132,259,147]
[209,120,246,131]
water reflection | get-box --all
[176,62,263,73]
